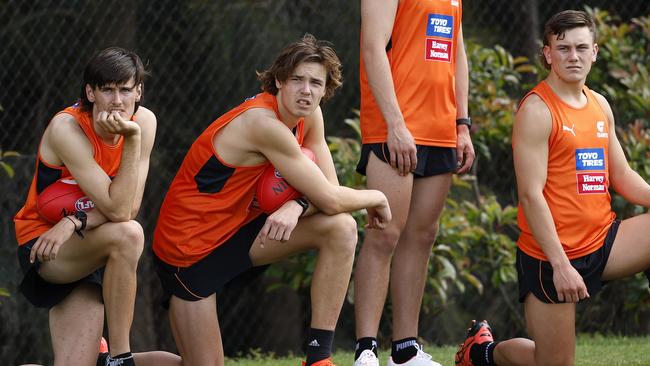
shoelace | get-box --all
[414,344,432,360]
[357,350,379,365]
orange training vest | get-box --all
[153,93,305,267]
[14,104,125,245]
[516,81,615,260]
[360,0,462,147]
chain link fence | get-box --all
[2,1,649,364]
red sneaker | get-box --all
[455,320,494,366]
[301,358,336,366]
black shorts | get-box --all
[356,143,457,178]
[17,238,104,308]
[516,220,620,304]
[154,214,268,305]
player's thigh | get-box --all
[250,212,357,266]
[169,294,222,364]
[602,213,650,280]
[365,152,414,229]
[405,173,452,233]
[524,294,576,365]
[39,220,143,283]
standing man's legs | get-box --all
[355,152,413,342]
[390,173,451,340]
[354,149,452,363]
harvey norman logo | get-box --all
[426,39,452,62]
[577,173,606,194]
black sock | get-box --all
[305,328,334,365]
[103,352,135,366]
[355,337,378,360]
[391,337,418,364]
[97,352,109,366]
[469,341,498,366]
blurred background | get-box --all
[1,0,649,364]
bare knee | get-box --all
[407,221,440,248]
[318,213,358,255]
[107,220,144,261]
[364,224,402,256]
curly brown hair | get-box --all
[258,34,342,102]
[540,10,597,70]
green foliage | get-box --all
[0,149,20,179]
[423,176,518,311]
[467,41,534,155]
[586,7,650,127]
[465,41,534,200]
[611,121,650,217]
[225,336,650,366]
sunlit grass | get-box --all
[226,335,650,365]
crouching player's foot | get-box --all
[97,352,135,366]
[455,320,496,366]
[302,358,336,366]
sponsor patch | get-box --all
[575,148,605,171]
[426,14,454,39]
[425,39,452,62]
[577,172,607,194]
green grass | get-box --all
[225,335,650,365]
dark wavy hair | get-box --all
[540,10,597,69]
[257,34,342,102]
[79,47,148,112]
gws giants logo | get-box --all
[596,121,608,138]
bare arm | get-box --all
[593,93,650,206]
[45,112,141,221]
[129,107,157,218]
[302,106,339,185]
[454,25,475,174]
[361,0,416,176]
[513,95,588,302]
[251,117,389,224]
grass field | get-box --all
[225,335,650,366]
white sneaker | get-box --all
[387,344,442,366]
[354,349,380,366]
